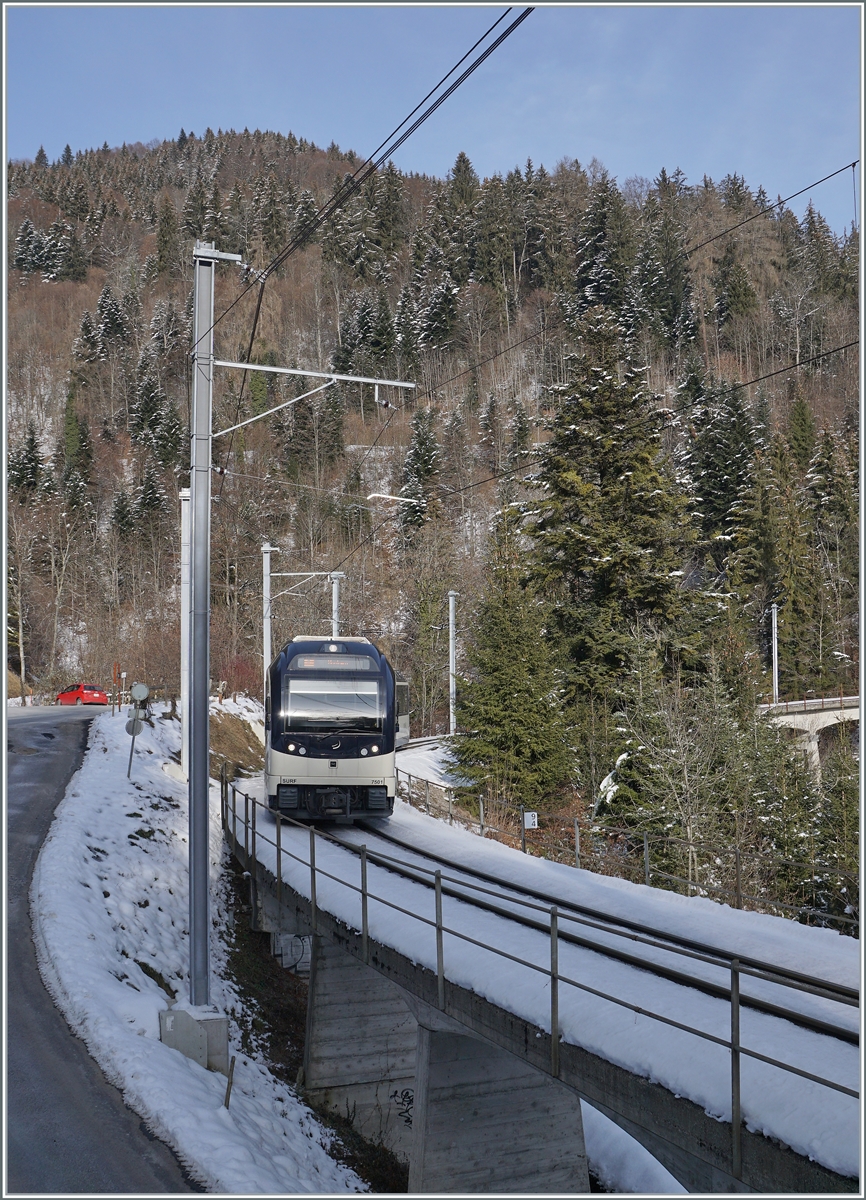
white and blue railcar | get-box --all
[265,635,407,821]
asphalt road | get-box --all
[6,704,197,1193]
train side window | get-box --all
[396,682,409,717]
[265,694,271,733]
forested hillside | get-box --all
[6,127,859,910]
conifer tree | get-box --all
[72,310,101,365]
[372,162,405,257]
[8,422,42,493]
[571,169,635,315]
[394,285,420,374]
[135,459,169,525]
[686,380,758,569]
[787,394,816,470]
[712,241,758,326]
[182,168,208,240]
[598,637,819,888]
[528,309,690,695]
[13,218,45,272]
[112,488,135,537]
[806,430,858,691]
[156,194,180,276]
[399,407,440,529]
[454,507,574,814]
[472,174,511,296]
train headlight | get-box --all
[371,744,379,754]
[287,743,296,752]
[360,748,368,756]
[299,746,307,755]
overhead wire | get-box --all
[683,160,860,259]
[213,5,533,491]
[217,150,859,458]
[209,5,532,354]
[205,105,856,580]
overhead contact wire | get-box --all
[212,6,533,490]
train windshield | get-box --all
[282,675,384,732]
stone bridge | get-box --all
[758,696,859,776]
[223,815,857,1195]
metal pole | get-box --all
[574,818,581,869]
[771,602,779,705]
[244,792,249,865]
[330,572,345,638]
[262,543,272,703]
[189,243,215,1005]
[361,845,369,963]
[276,814,282,909]
[735,847,742,910]
[479,798,484,838]
[180,488,190,779]
[189,241,240,1008]
[644,833,650,887]
[731,958,742,1178]
[309,828,317,932]
[520,805,526,854]
[435,870,445,1009]
[550,907,559,1076]
[447,590,458,735]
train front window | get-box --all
[282,676,383,731]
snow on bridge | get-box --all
[226,766,859,1194]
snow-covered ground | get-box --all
[30,700,366,1194]
[28,709,859,1193]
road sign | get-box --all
[126,718,143,736]
[523,810,538,829]
[131,682,149,702]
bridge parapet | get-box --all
[222,780,859,1195]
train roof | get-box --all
[290,635,371,644]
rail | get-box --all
[394,767,859,934]
[220,774,859,1185]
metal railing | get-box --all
[757,692,860,714]
[220,771,859,1185]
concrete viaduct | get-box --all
[223,816,857,1195]
[758,695,859,777]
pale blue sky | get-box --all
[4,4,862,233]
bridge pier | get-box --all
[301,936,417,1158]
[409,1022,590,1193]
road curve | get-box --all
[6,705,197,1193]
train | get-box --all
[265,635,409,822]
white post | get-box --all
[179,488,190,780]
[330,572,345,638]
[263,543,272,700]
[771,602,779,705]
[448,590,458,735]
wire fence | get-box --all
[220,769,859,1188]
[394,768,859,937]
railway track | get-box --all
[307,819,859,1047]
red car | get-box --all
[55,683,109,706]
